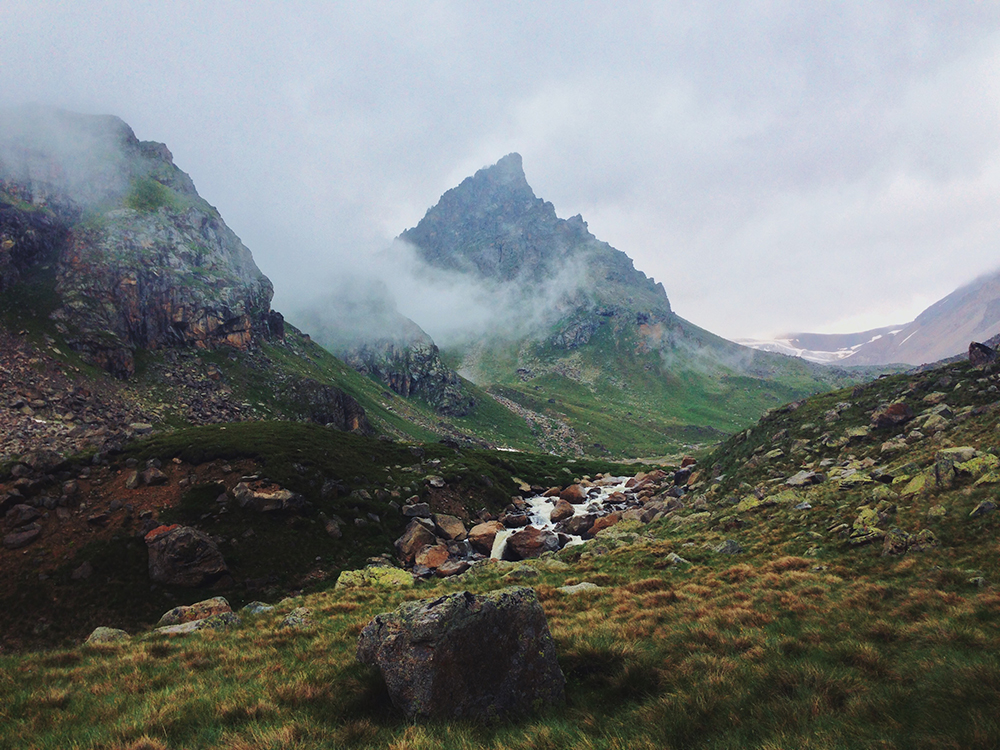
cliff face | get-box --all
[0,107,278,376]
[342,337,474,417]
[299,287,475,417]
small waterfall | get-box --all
[490,529,514,560]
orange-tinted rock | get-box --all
[589,512,622,537]
[415,543,450,570]
[559,485,588,504]
[395,520,438,565]
[550,499,575,523]
[468,521,504,554]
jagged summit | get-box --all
[400,154,668,313]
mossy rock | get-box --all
[956,454,999,479]
[335,566,413,589]
[900,473,928,498]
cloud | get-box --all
[2,2,1000,340]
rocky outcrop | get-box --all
[278,376,374,434]
[54,207,276,377]
[969,341,998,367]
[343,336,474,417]
[357,587,565,719]
[0,107,280,377]
[0,197,69,292]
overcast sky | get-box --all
[4,2,1000,340]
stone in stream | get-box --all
[550,498,575,523]
[504,526,561,560]
[558,484,588,504]
[356,587,565,719]
[556,513,595,537]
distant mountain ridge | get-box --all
[741,268,1000,367]
[737,324,907,364]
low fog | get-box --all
[292,239,601,351]
[3,4,1000,339]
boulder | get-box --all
[156,612,240,636]
[5,503,42,528]
[356,587,565,719]
[468,521,504,554]
[505,526,560,560]
[279,607,313,629]
[395,519,439,565]
[559,484,588,504]
[714,539,744,555]
[935,447,978,488]
[433,514,468,541]
[558,582,602,594]
[969,341,998,367]
[141,467,169,486]
[550,498,575,523]
[145,525,229,587]
[86,627,130,644]
[402,502,431,518]
[557,514,596,537]
[3,524,41,549]
[785,470,824,487]
[415,543,450,570]
[157,596,232,627]
[336,565,413,589]
[970,501,997,518]
[501,512,531,528]
[233,481,306,513]
[590,511,622,537]
[434,560,471,578]
[870,402,914,429]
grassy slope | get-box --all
[450,317,868,459]
[4,360,1000,747]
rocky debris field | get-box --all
[0,328,156,464]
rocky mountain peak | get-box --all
[400,154,666,316]
[0,107,278,376]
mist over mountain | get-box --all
[297,153,861,456]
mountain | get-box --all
[0,107,540,463]
[736,324,907,364]
[393,154,868,457]
[741,268,1000,367]
[844,268,1000,365]
[0,106,277,377]
[298,282,475,417]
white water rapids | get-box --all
[490,475,636,559]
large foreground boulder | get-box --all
[145,525,229,587]
[356,587,565,720]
